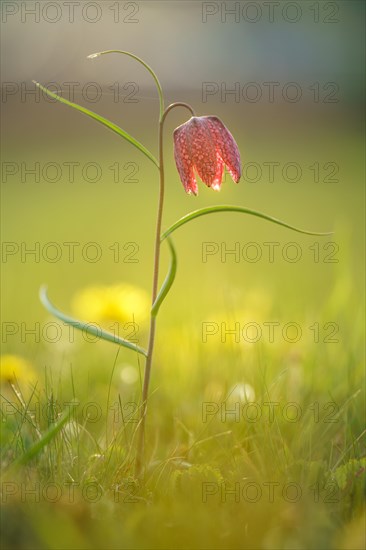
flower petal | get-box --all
[174,125,198,195]
[205,116,241,183]
[211,152,224,191]
[186,117,218,186]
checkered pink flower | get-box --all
[173,116,241,195]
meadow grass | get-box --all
[1,267,364,549]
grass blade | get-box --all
[13,406,74,466]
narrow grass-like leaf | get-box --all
[87,50,165,120]
[151,237,177,317]
[33,81,159,168]
[39,286,147,357]
[161,205,333,241]
[13,406,74,466]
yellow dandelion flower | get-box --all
[71,283,150,325]
[0,354,37,385]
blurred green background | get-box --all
[1,0,364,358]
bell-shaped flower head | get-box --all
[173,116,241,195]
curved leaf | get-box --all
[39,286,147,357]
[161,205,333,241]
[151,237,177,317]
[33,81,159,168]
[87,50,164,120]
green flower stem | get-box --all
[135,102,195,478]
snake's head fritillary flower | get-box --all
[173,116,241,195]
